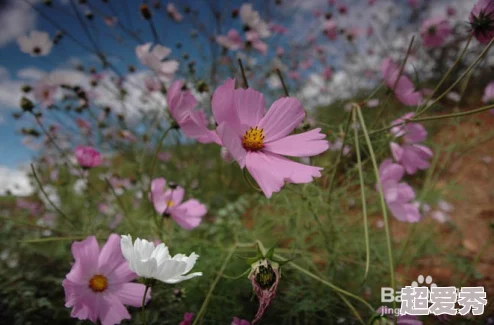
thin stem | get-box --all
[148,126,173,192]
[30,164,77,229]
[276,68,289,96]
[238,58,249,88]
[353,104,396,311]
[352,110,370,284]
[141,284,151,325]
[193,245,236,325]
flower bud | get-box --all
[21,85,32,93]
[140,4,152,20]
[20,97,34,112]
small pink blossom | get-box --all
[212,79,329,198]
[74,146,102,168]
[33,82,57,108]
[390,113,427,144]
[179,312,194,325]
[446,6,456,17]
[62,234,150,325]
[323,20,338,40]
[246,31,268,55]
[166,3,183,22]
[323,67,333,81]
[216,29,243,51]
[150,178,207,230]
[167,81,220,144]
[420,17,452,48]
[391,142,433,175]
[381,57,423,106]
[157,151,172,162]
[482,81,494,103]
[136,43,179,81]
[232,317,251,325]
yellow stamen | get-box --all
[89,274,108,292]
[166,200,175,208]
[242,126,264,151]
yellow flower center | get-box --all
[166,200,175,208]
[242,127,264,151]
[88,274,108,292]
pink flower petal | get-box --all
[113,282,150,308]
[263,128,329,157]
[98,234,125,276]
[217,123,247,168]
[67,236,100,283]
[234,87,266,127]
[172,199,207,230]
[212,78,241,130]
[258,97,305,142]
[98,293,131,325]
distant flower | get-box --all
[33,81,57,108]
[150,178,207,229]
[323,67,333,81]
[381,57,423,106]
[446,6,456,17]
[167,80,220,144]
[103,16,118,27]
[136,43,179,81]
[246,31,268,55]
[216,29,243,51]
[378,159,422,223]
[76,118,92,135]
[407,0,420,9]
[482,81,494,103]
[323,20,338,40]
[240,4,271,38]
[74,145,102,168]
[16,198,43,215]
[390,142,433,175]
[366,99,380,108]
[63,234,149,325]
[470,0,494,44]
[179,312,194,325]
[166,3,183,22]
[390,113,427,144]
[120,235,202,283]
[17,30,53,57]
[420,17,452,48]
[157,151,172,162]
[212,79,329,198]
[232,317,251,325]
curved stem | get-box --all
[141,284,151,325]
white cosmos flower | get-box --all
[239,4,270,38]
[120,235,202,283]
[135,43,179,81]
[17,30,53,57]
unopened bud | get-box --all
[21,85,32,93]
[168,181,178,190]
[140,4,152,20]
[20,97,34,112]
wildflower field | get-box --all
[1,0,494,324]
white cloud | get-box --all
[17,67,46,81]
[0,0,38,48]
[0,66,9,81]
[0,165,34,196]
[0,80,25,109]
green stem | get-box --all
[192,245,236,325]
[352,109,370,283]
[354,104,396,311]
[141,284,151,325]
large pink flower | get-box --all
[75,145,102,168]
[167,81,220,144]
[391,142,433,175]
[470,0,494,44]
[62,234,150,325]
[420,17,452,48]
[212,79,329,198]
[381,58,422,106]
[150,178,207,230]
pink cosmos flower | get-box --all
[240,4,271,38]
[482,81,494,103]
[323,20,338,40]
[33,82,57,108]
[76,118,91,135]
[179,312,194,325]
[75,145,102,168]
[157,151,172,162]
[420,17,452,48]
[150,178,207,229]
[62,234,150,325]
[246,31,268,55]
[16,198,43,215]
[381,57,423,106]
[470,0,494,44]
[212,79,329,198]
[136,43,179,81]
[446,6,456,17]
[166,3,183,22]
[167,81,220,144]
[216,29,243,51]
[390,142,433,175]
[390,113,427,144]
[407,0,420,9]
[378,159,422,223]
[232,317,251,325]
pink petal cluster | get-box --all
[150,178,207,230]
[75,145,102,168]
[167,81,220,144]
[62,234,150,325]
[136,43,179,81]
[378,159,422,223]
[246,31,268,55]
[381,57,423,106]
[482,81,494,114]
[390,113,432,175]
[470,0,494,44]
[212,79,329,198]
[166,3,183,22]
[420,17,452,48]
[216,29,244,51]
[232,317,251,325]
[179,312,194,325]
